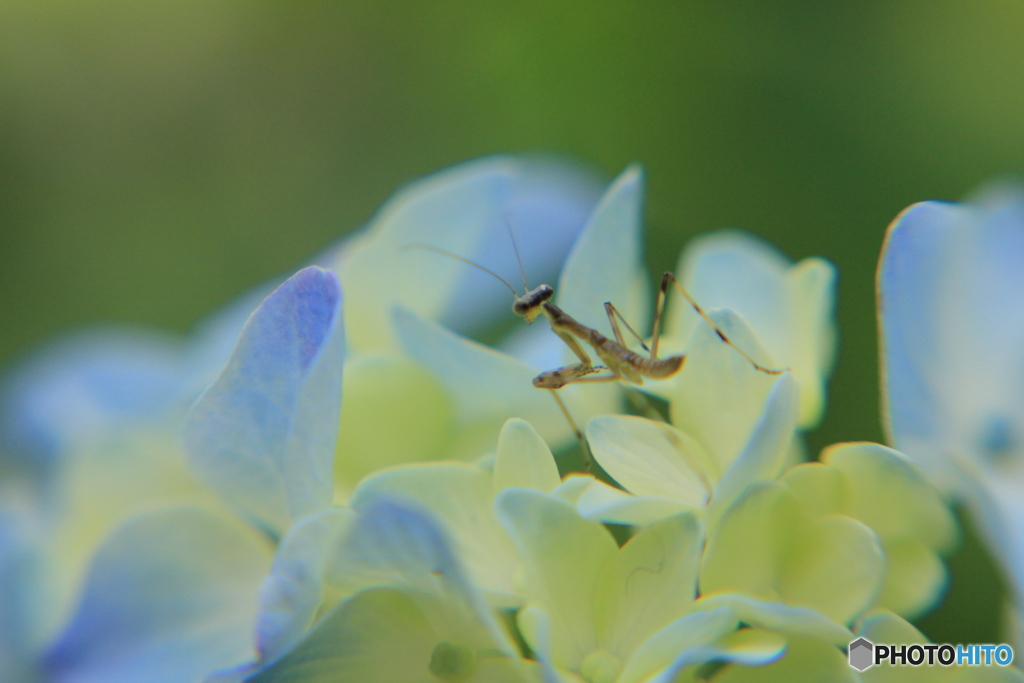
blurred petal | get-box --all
[393,307,577,454]
[822,442,957,551]
[878,193,1024,496]
[557,164,649,340]
[586,416,714,507]
[185,267,344,535]
[0,507,43,682]
[332,352,454,495]
[493,418,561,495]
[495,489,618,668]
[668,310,780,473]
[701,482,885,625]
[693,594,852,646]
[593,512,703,658]
[646,630,788,683]
[335,156,601,352]
[617,608,739,683]
[247,587,440,683]
[674,231,836,427]
[332,498,510,653]
[44,508,272,683]
[780,463,850,519]
[43,427,225,644]
[575,479,689,526]
[254,509,354,663]
[874,539,948,619]
[351,463,519,603]
[0,328,185,481]
[707,636,852,683]
[708,373,799,529]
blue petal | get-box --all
[0,329,185,482]
[878,201,962,477]
[0,508,43,683]
[185,267,345,535]
[254,509,353,664]
[334,156,601,352]
[44,507,272,683]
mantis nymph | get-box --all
[405,240,783,466]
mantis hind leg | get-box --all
[657,272,784,375]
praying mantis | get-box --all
[405,239,784,466]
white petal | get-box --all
[668,309,779,474]
[575,480,689,526]
[586,415,713,506]
[393,307,581,454]
[495,489,617,668]
[494,418,562,494]
[708,372,799,529]
[557,165,650,341]
[352,463,519,603]
[594,512,703,658]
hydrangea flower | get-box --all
[1,155,1009,683]
[0,156,601,682]
[878,186,1024,636]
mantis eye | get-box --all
[512,300,530,316]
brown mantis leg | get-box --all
[656,272,784,375]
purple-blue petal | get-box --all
[185,267,344,535]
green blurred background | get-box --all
[1,0,1020,645]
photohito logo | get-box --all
[848,638,1014,671]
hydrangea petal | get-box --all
[0,329,184,481]
[493,418,561,494]
[586,416,714,506]
[557,165,649,340]
[254,509,354,664]
[594,512,703,658]
[247,587,440,683]
[331,498,510,653]
[0,509,42,682]
[352,463,519,603]
[333,352,454,495]
[777,515,885,625]
[393,307,578,454]
[575,479,689,526]
[668,310,780,473]
[335,157,600,352]
[674,231,836,427]
[708,636,853,683]
[701,482,885,625]
[44,427,224,643]
[694,594,852,646]
[877,201,973,490]
[780,463,850,519]
[185,267,344,535]
[647,630,788,683]
[822,442,957,551]
[874,539,948,619]
[708,372,799,528]
[495,489,618,668]
[617,608,739,683]
[44,508,272,683]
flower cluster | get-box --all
[0,157,1021,682]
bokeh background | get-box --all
[1,0,1021,646]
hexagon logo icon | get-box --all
[849,638,874,671]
